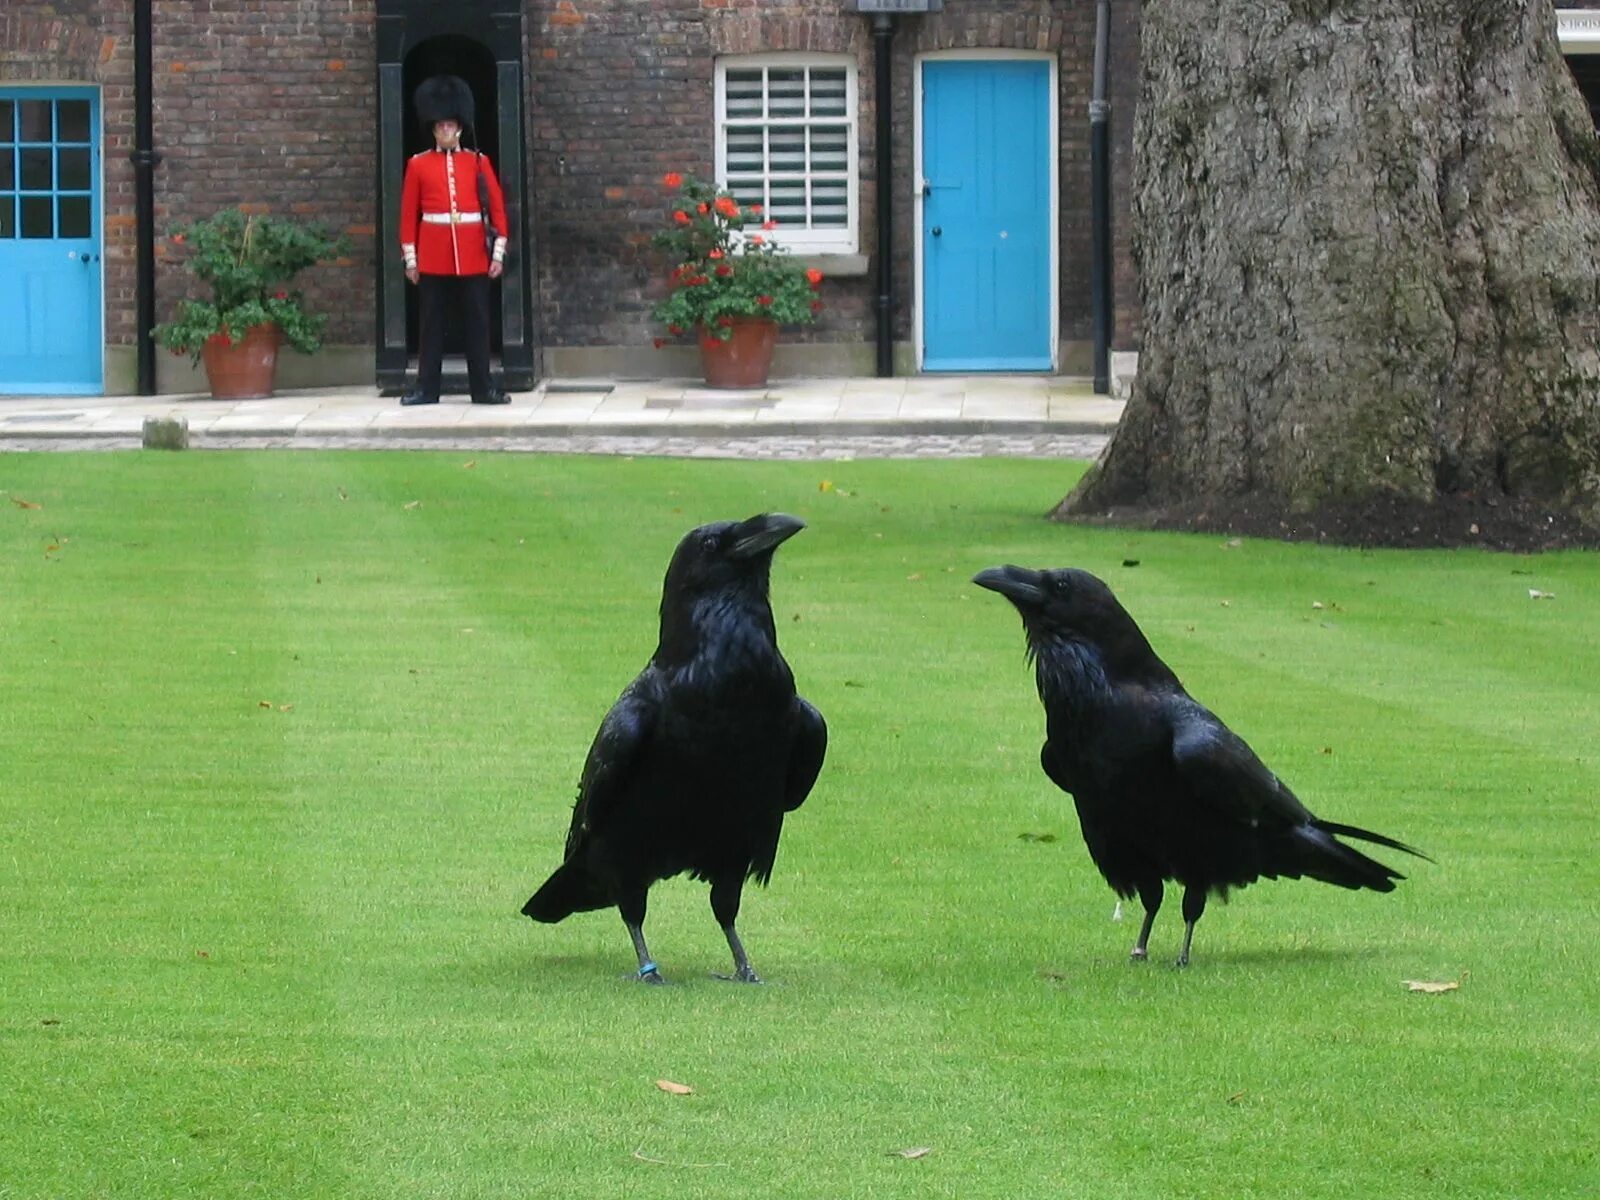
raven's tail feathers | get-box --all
[1315,821,1434,863]
[1292,822,1430,893]
[521,857,610,923]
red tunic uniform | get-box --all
[399,148,509,276]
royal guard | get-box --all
[398,74,510,406]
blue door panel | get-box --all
[0,88,103,395]
[923,61,1051,371]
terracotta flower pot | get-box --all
[201,322,281,400]
[697,317,778,389]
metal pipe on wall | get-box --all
[1089,0,1114,395]
[872,14,895,378]
[131,0,160,395]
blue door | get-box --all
[921,60,1051,371]
[0,89,103,395]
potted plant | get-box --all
[153,208,349,399]
[652,173,824,388]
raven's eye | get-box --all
[700,534,718,552]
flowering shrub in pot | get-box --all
[153,208,349,397]
[651,174,823,386]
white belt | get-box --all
[421,212,482,225]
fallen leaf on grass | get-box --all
[906,572,923,582]
[1017,832,1058,844]
[12,498,41,510]
[655,1079,693,1095]
[336,487,348,501]
[819,480,834,492]
[40,1018,60,1026]
[1528,589,1555,600]
[278,704,293,713]
[1226,1091,1246,1105]
[1403,979,1461,994]
[462,460,477,469]
[890,1147,932,1160]
[258,700,273,709]
[403,500,422,510]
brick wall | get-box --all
[5,0,1144,380]
[528,0,1138,355]
[149,1,378,350]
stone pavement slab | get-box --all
[0,375,1121,458]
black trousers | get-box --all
[415,273,494,401]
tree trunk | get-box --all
[1058,0,1600,530]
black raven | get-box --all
[973,565,1428,967]
[522,513,826,984]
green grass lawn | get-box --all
[1,451,1595,1199]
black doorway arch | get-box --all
[376,0,534,392]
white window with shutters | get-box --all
[715,54,858,255]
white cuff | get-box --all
[492,237,507,263]
[401,243,417,268]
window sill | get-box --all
[793,252,869,277]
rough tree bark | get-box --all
[1057,0,1600,531]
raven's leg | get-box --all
[1176,885,1208,968]
[618,889,664,984]
[1130,880,1163,961]
[709,877,761,983]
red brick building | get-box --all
[1,2,1597,396]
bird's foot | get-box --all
[635,961,666,985]
[1129,946,1149,962]
[711,966,763,984]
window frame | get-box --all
[714,52,859,255]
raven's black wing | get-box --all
[781,695,827,812]
[1165,695,1315,830]
[564,672,660,856]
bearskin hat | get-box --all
[414,75,474,129]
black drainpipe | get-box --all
[872,14,895,377]
[131,0,161,395]
[1089,0,1113,394]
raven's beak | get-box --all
[730,512,806,559]
[972,564,1047,606]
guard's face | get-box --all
[433,120,461,148]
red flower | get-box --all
[805,267,824,288]
[273,290,288,300]
[697,202,710,215]
[717,315,734,327]
[669,265,685,282]
[810,300,824,313]
[751,204,763,215]
[708,248,724,259]
[662,172,683,189]
[761,219,777,231]
[715,264,733,277]
[673,210,690,225]
[714,196,740,219]
[668,324,683,335]
[172,233,185,244]
[700,334,721,350]
[747,235,764,246]
[756,295,773,307]
[653,337,666,349]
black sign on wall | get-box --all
[375,0,535,392]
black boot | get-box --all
[471,388,510,406]
[400,391,438,407]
